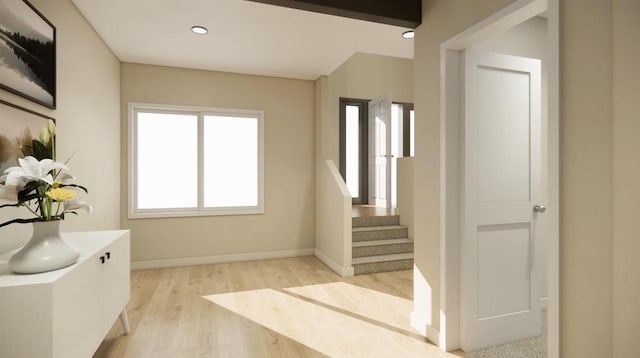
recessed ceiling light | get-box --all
[191,26,208,35]
[402,30,415,39]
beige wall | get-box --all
[561,1,613,356]
[120,63,315,263]
[397,158,414,238]
[416,0,637,357]
[314,53,414,271]
[319,53,414,163]
[612,0,640,356]
[412,0,514,337]
[0,0,121,252]
[315,159,352,275]
[472,16,549,299]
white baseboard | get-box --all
[131,248,315,270]
[410,311,428,336]
[410,311,441,347]
[314,249,354,277]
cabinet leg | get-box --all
[119,309,131,335]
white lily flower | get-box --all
[56,171,76,183]
[64,198,93,213]
[3,156,68,187]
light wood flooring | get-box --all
[95,256,464,358]
[351,205,397,218]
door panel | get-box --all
[477,223,531,319]
[368,95,392,207]
[461,50,542,351]
[475,67,531,203]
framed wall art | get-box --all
[0,98,54,174]
[0,0,56,108]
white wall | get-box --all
[0,0,121,253]
[120,63,316,264]
[315,160,353,276]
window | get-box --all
[392,102,415,157]
[128,103,264,218]
[338,98,368,204]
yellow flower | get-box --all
[46,188,76,202]
[53,181,63,189]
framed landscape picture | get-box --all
[0,0,56,108]
[0,98,54,174]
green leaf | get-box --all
[18,181,41,203]
[0,217,40,229]
[32,139,51,160]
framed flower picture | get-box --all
[0,0,56,108]
[0,98,54,175]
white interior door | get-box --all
[368,95,392,208]
[460,50,542,351]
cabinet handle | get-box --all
[100,256,105,264]
[106,252,111,260]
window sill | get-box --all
[128,207,264,219]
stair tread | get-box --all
[352,215,399,219]
[352,225,407,232]
[352,253,414,265]
[352,238,413,247]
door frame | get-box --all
[394,102,415,157]
[438,0,559,356]
[339,97,369,204]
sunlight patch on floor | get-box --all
[285,282,415,334]
[204,288,460,358]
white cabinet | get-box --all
[0,230,130,358]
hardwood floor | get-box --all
[95,256,463,358]
[352,205,398,218]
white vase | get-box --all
[9,220,80,274]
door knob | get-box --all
[533,205,546,213]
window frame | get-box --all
[393,102,415,157]
[338,98,369,205]
[128,102,265,219]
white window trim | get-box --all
[128,102,265,219]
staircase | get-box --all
[351,215,414,275]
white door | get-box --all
[368,95,392,208]
[460,50,542,351]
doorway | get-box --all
[339,98,415,208]
[439,0,559,356]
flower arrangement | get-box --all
[0,120,91,228]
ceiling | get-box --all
[71,0,414,80]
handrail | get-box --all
[326,160,350,198]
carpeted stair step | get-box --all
[352,225,408,242]
[352,238,414,258]
[352,215,400,228]
[352,253,413,275]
